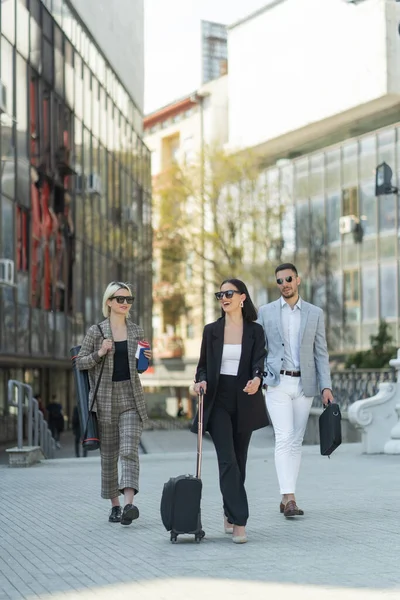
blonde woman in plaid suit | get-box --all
[76,282,152,525]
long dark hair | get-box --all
[220,278,258,323]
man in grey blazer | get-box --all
[257,263,333,518]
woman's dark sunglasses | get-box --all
[215,290,241,300]
[276,276,293,285]
[110,296,134,304]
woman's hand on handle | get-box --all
[243,376,261,395]
[194,381,207,395]
[98,338,113,357]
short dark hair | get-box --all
[219,278,258,322]
[275,263,298,277]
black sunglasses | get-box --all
[276,276,294,285]
[215,290,241,300]
[110,296,134,304]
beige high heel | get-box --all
[232,526,248,543]
[232,534,248,544]
[224,515,233,534]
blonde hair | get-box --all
[102,281,132,318]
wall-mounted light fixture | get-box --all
[375,162,398,196]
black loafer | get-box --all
[121,503,139,525]
[109,506,122,523]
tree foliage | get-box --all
[344,320,397,368]
[153,145,288,330]
[181,145,285,286]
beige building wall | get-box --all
[145,75,228,359]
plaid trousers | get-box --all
[98,380,143,499]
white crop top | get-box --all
[220,344,241,376]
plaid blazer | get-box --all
[75,318,148,424]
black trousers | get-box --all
[208,375,252,527]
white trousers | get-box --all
[266,375,313,495]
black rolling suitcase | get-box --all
[160,388,206,543]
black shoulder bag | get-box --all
[82,324,106,451]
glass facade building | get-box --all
[263,122,400,355]
[0,0,152,425]
[201,21,228,84]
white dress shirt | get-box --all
[280,296,302,371]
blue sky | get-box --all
[144,0,270,114]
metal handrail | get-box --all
[312,368,397,411]
[7,380,55,459]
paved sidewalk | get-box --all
[0,430,400,599]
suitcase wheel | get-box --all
[195,530,205,543]
[170,533,178,544]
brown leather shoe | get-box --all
[283,500,304,517]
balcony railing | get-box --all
[312,368,397,411]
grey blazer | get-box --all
[257,298,332,397]
[75,318,148,424]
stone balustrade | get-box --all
[348,350,400,454]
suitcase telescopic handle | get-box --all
[196,387,204,479]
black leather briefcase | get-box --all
[319,401,342,456]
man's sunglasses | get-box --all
[276,276,294,285]
[214,290,241,300]
[110,296,134,304]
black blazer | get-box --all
[191,317,269,434]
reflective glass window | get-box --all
[99,86,107,146]
[42,6,53,41]
[359,135,376,182]
[107,98,114,151]
[1,38,16,200]
[74,54,83,120]
[16,0,29,59]
[84,247,93,326]
[97,54,105,86]
[1,195,15,258]
[1,287,16,352]
[362,266,378,321]
[325,149,340,191]
[379,195,396,232]
[293,158,308,200]
[16,55,28,161]
[295,200,310,250]
[43,38,54,84]
[54,26,64,97]
[92,78,99,139]
[83,126,91,188]
[62,0,73,41]
[74,117,83,179]
[327,193,340,244]
[17,304,30,353]
[310,196,325,252]
[380,263,397,318]
[1,0,15,44]
[83,66,91,129]
[377,128,395,166]
[309,154,323,196]
[359,181,377,236]
[396,127,400,183]
[65,40,74,109]
[53,0,62,25]
[30,12,41,71]
[342,142,358,187]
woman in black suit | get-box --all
[192,278,268,544]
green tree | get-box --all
[344,320,397,368]
[180,144,285,289]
